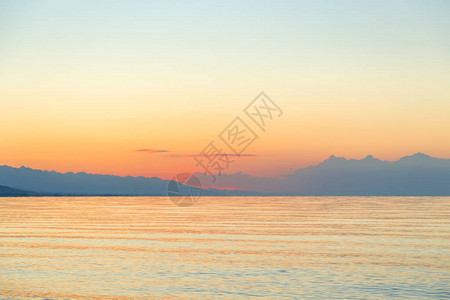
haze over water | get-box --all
[0,196,449,299]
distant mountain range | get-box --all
[0,185,38,197]
[0,165,262,197]
[1,153,449,197]
[197,153,450,196]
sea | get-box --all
[0,196,449,299]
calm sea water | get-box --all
[0,196,449,299]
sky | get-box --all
[0,0,449,179]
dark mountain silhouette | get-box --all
[196,153,450,196]
[0,185,38,197]
[1,153,448,196]
[0,165,263,196]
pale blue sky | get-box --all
[1,0,448,71]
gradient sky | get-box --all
[0,0,449,179]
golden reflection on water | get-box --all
[0,196,449,299]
